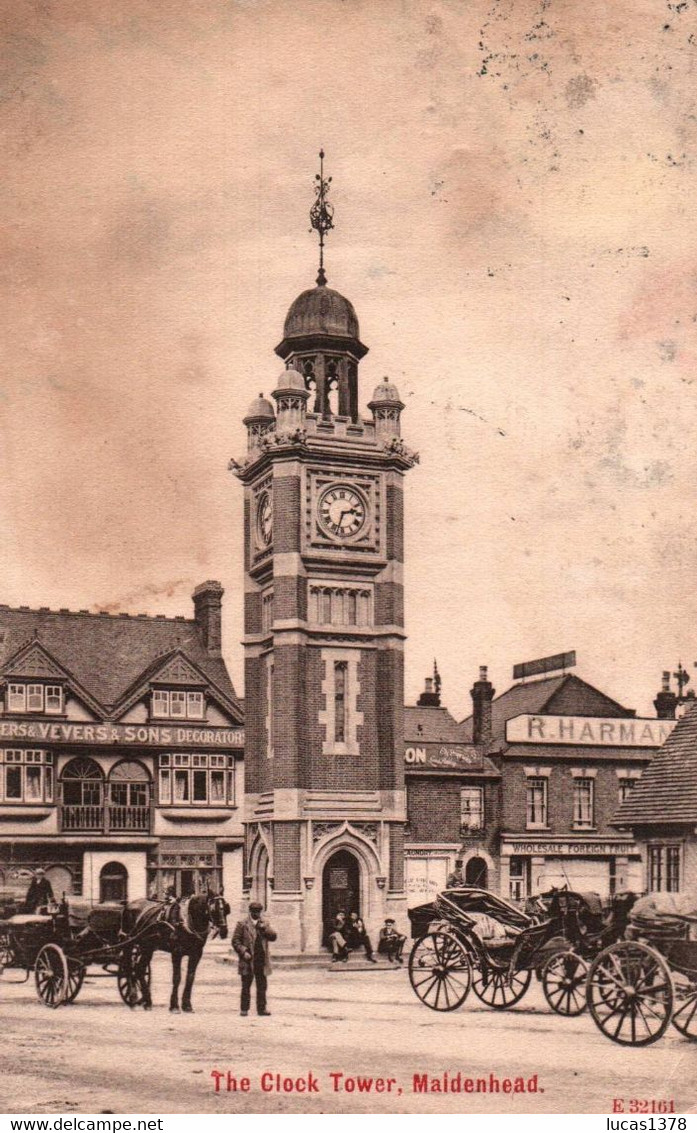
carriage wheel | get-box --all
[408,931,472,1012]
[472,963,531,1009]
[63,957,85,1004]
[671,976,697,1041]
[35,943,69,1008]
[586,942,673,1046]
[117,944,151,1008]
[542,950,589,1016]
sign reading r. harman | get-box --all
[505,714,675,748]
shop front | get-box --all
[500,836,644,903]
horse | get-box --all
[121,891,229,1013]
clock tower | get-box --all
[230,157,418,951]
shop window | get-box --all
[573,778,595,828]
[526,777,548,828]
[0,749,54,803]
[6,683,63,715]
[151,689,205,720]
[460,787,484,832]
[158,753,235,806]
[647,844,681,893]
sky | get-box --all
[2,0,697,720]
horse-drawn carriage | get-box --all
[585,892,697,1046]
[407,885,634,1016]
[0,891,228,1011]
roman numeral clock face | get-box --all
[318,485,367,540]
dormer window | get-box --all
[7,683,63,716]
[151,689,205,720]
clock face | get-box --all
[256,491,272,547]
[318,484,367,539]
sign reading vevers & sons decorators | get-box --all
[505,714,676,748]
[405,744,483,768]
[0,720,244,749]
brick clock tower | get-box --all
[230,157,418,952]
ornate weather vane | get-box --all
[309,149,334,286]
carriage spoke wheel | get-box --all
[35,943,69,1008]
[117,944,151,1008]
[472,964,531,1009]
[671,976,697,1041]
[408,931,472,1012]
[63,957,85,1004]
[586,942,673,1046]
[542,951,589,1016]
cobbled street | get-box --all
[1,953,696,1115]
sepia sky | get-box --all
[2,0,697,719]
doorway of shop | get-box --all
[465,856,488,888]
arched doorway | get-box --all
[99,861,128,903]
[45,864,74,900]
[322,848,360,936]
[465,856,488,888]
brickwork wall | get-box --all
[375,580,404,627]
[502,758,650,834]
[385,481,404,562]
[305,646,380,791]
[243,654,270,794]
[389,824,405,890]
[273,823,301,890]
[272,643,304,788]
[244,591,261,636]
[273,576,306,620]
[406,775,500,852]
[273,475,301,553]
[376,649,405,791]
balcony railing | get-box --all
[60,805,151,834]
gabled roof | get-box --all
[0,603,241,719]
[405,704,467,744]
[614,703,697,826]
[0,638,106,718]
[113,648,241,721]
[460,672,634,743]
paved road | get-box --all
[1,953,695,1114]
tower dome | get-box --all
[371,379,403,404]
[244,393,275,421]
[275,366,306,392]
[283,285,361,342]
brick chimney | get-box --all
[471,665,495,745]
[654,670,677,720]
[417,675,441,707]
[193,581,224,656]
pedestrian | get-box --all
[347,912,377,962]
[328,911,350,962]
[377,917,406,964]
[25,868,55,914]
[446,858,465,888]
[232,900,277,1016]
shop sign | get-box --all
[0,720,244,749]
[405,744,483,768]
[504,840,636,857]
[505,714,675,748]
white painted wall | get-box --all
[82,849,147,903]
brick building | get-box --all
[404,668,501,905]
[614,686,697,894]
[461,667,675,900]
[230,255,418,952]
[0,584,245,908]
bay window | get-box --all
[158,753,235,806]
[1,749,53,803]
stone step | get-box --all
[213,951,405,971]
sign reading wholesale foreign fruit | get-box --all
[505,714,676,747]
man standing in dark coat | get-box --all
[232,900,277,1017]
[25,868,55,914]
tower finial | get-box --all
[309,149,334,286]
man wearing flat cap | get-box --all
[232,900,277,1016]
[377,917,406,964]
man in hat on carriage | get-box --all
[232,900,277,1017]
[25,868,55,914]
